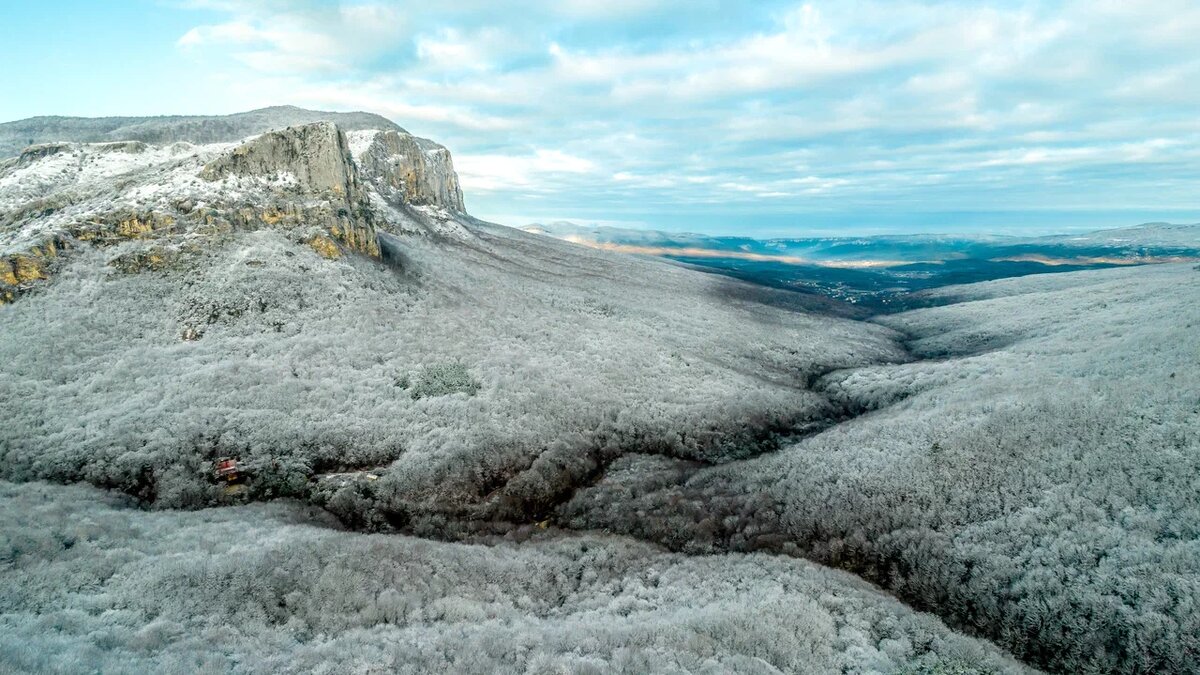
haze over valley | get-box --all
[524,221,1200,310]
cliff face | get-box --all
[201,122,360,198]
[351,130,465,213]
[0,113,467,302]
[198,122,383,259]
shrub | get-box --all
[408,362,481,400]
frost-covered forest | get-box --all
[0,123,901,526]
[0,480,1030,674]
[0,217,902,521]
[1,109,1198,674]
[559,263,1200,673]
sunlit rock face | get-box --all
[198,122,385,258]
[350,129,465,213]
[200,122,361,198]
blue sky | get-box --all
[3,0,1199,236]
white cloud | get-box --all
[177,1,405,73]
[456,149,599,192]
[177,21,261,47]
[170,0,1200,224]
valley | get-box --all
[524,221,1200,312]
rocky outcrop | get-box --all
[0,235,70,304]
[107,246,179,274]
[201,122,361,199]
[67,211,179,243]
[16,143,72,167]
[199,123,383,259]
[0,255,44,286]
[307,234,342,259]
[328,219,381,257]
[0,112,473,305]
[354,130,465,212]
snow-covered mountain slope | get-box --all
[559,262,1200,674]
[1,110,1032,674]
[1041,221,1200,247]
[0,105,407,159]
[4,108,1194,674]
[0,115,463,257]
[0,113,903,530]
[0,479,1033,674]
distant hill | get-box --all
[1042,221,1200,247]
[524,220,1200,259]
[524,220,1200,308]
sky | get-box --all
[2,0,1199,236]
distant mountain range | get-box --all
[524,220,1200,309]
[524,220,1200,262]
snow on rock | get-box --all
[199,122,359,197]
[0,116,472,302]
[0,105,408,158]
[354,128,466,213]
[345,128,380,160]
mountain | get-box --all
[523,220,1200,263]
[1041,221,1200,247]
[0,107,1018,673]
[562,261,1200,673]
[0,105,407,159]
[2,108,1198,674]
[0,108,902,528]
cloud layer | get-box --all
[119,1,1200,231]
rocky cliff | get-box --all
[350,130,465,212]
[0,111,471,302]
[200,121,361,196]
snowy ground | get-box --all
[2,114,1197,673]
[0,126,903,529]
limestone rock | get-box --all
[307,234,342,259]
[17,143,71,167]
[201,122,361,199]
[198,123,386,259]
[354,130,465,212]
[329,219,380,258]
[0,259,18,286]
[0,110,480,306]
[69,212,178,244]
[0,235,70,296]
[107,247,178,274]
